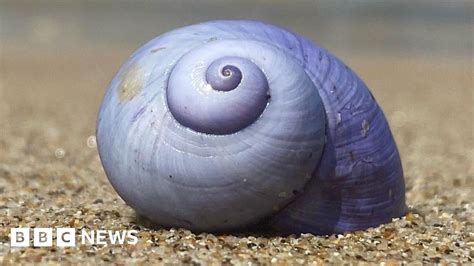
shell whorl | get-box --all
[167,53,270,135]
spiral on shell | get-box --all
[97,20,406,234]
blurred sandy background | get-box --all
[0,0,473,264]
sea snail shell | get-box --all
[97,20,406,235]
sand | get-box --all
[0,21,473,263]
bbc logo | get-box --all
[11,228,76,247]
[10,228,139,247]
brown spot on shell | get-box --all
[150,47,166,53]
[117,62,143,102]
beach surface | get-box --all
[0,1,472,264]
